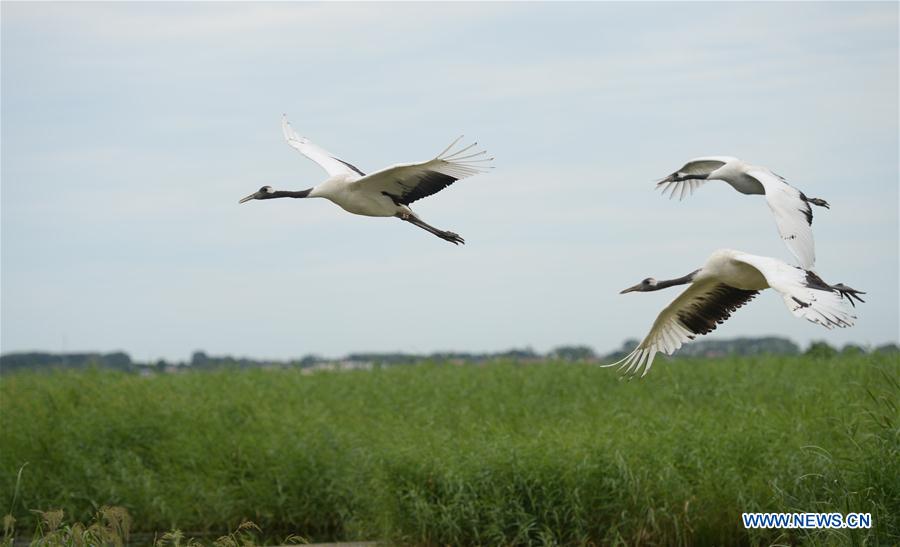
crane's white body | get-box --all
[307,174,402,217]
[659,156,822,269]
[699,156,766,195]
[692,249,766,287]
[607,249,861,378]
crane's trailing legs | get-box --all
[806,197,830,209]
[397,212,465,245]
[830,284,865,305]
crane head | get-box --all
[656,157,737,187]
[239,186,274,204]
[659,170,709,185]
[620,278,657,294]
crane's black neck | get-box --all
[652,270,700,291]
[261,188,312,199]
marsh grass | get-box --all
[1,354,897,545]
[0,507,284,547]
[0,505,131,547]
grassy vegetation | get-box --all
[1,354,898,545]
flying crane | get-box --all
[658,156,830,269]
[240,115,492,244]
[605,249,864,378]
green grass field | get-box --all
[1,354,898,546]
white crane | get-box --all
[604,249,864,378]
[657,157,830,269]
[239,115,493,244]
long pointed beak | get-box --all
[620,283,642,294]
[239,192,259,204]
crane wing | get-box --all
[281,115,365,178]
[603,281,758,378]
[349,137,492,206]
[748,169,817,269]
[656,158,727,200]
[732,253,857,329]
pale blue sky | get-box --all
[2,2,897,362]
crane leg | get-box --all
[397,214,465,245]
[830,283,865,306]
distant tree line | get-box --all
[1,338,897,375]
[0,352,133,374]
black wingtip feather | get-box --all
[676,285,759,336]
[398,171,459,206]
